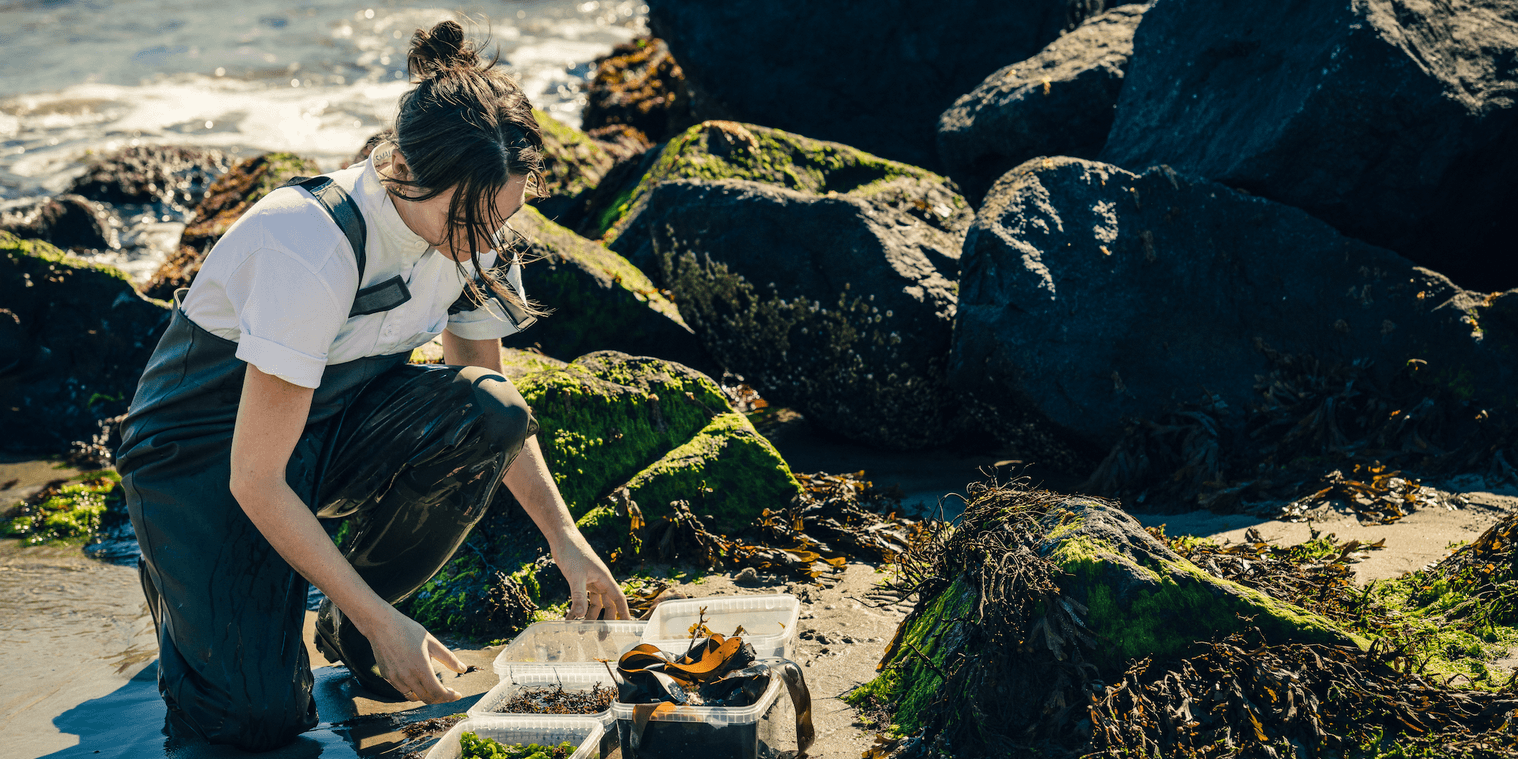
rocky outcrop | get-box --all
[854,492,1360,738]
[582,37,695,145]
[67,144,231,213]
[531,109,622,226]
[143,152,319,300]
[396,350,801,637]
[647,0,1104,168]
[950,156,1518,455]
[937,4,1147,205]
[0,195,118,251]
[1100,0,1518,291]
[651,179,966,450]
[0,233,171,454]
[508,207,712,374]
[593,120,969,280]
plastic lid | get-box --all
[641,594,799,654]
[424,716,602,759]
[491,620,647,676]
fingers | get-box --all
[609,584,633,621]
[586,592,605,622]
[399,666,460,704]
[428,634,468,674]
[566,585,589,621]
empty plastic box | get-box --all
[490,620,647,677]
[641,594,799,659]
[424,716,602,759]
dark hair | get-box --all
[389,19,546,316]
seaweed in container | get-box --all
[495,684,616,715]
[458,732,576,759]
[612,616,814,758]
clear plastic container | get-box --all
[641,594,800,659]
[491,620,647,677]
[424,716,602,759]
[611,663,800,759]
[468,665,619,727]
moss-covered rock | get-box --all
[1036,499,1362,667]
[532,109,622,226]
[397,350,801,639]
[0,233,171,454]
[853,490,1362,743]
[588,120,970,278]
[508,207,711,373]
[582,37,695,145]
[143,151,319,299]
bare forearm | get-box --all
[506,437,582,552]
[232,477,391,633]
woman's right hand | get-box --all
[366,606,467,703]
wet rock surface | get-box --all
[581,36,695,145]
[647,0,1103,168]
[651,178,966,450]
[66,144,232,213]
[937,3,1147,205]
[596,120,969,283]
[0,194,119,252]
[1100,0,1518,290]
[531,109,622,227]
[507,207,711,372]
[950,156,1518,455]
[0,233,170,455]
[142,151,319,300]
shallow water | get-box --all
[0,0,645,278]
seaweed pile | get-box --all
[1085,348,1515,519]
[859,479,1518,759]
[617,470,920,580]
[496,684,615,715]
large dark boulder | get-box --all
[507,207,713,374]
[1100,0,1518,291]
[68,144,231,213]
[950,157,1518,454]
[650,178,965,450]
[143,152,319,300]
[938,4,1148,205]
[647,0,1103,169]
[594,120,970,282]
[0,195,119,251]
[0,233,171,454]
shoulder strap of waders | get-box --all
[282,175,413,318]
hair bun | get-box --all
[408,20,478,78]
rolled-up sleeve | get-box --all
[224,247,349,388]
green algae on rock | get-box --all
[144,151,320,299]
[851,483,1360,753]
[396,350,800,639]
[588,120,970,279]
[0,233,171,454]
[531,109,620,226]
[507,207,710,373]
[4,470,122,545]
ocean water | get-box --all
[0,0,644,277]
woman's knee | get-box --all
[453,366,534,449]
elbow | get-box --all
[228,466,278,509]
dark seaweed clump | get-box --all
[497,684,615,715]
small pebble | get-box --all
[823,604,835,610]
[735,567,759,583]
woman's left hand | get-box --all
[553,538,631,621]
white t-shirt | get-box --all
[181,156,523,389]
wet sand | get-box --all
[5,443,1516,758]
